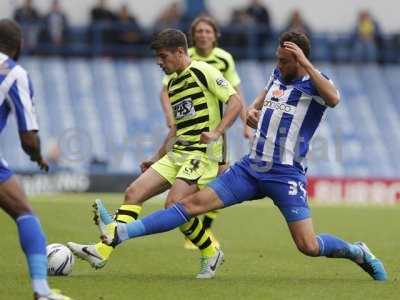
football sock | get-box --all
[96,204,142,259]
[115,204,142,223]
[115,205,217,257]
[16,214,51,296]
[203,210,219,229]
[180,217,217,257]
[118,203,190,241]
[316,234,363,261]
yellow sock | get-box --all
[203,210,219,229]
[94,204,142,260]
[115,204,142,223]
[95,242,114,260]
[180,217,217,257]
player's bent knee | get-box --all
[124,184,143,205]
[180,195,207,216]
[295,239,320,257]
[164,197,177,209]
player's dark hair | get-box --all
[279,31,310,58]
[150,28,188,52]
[0,19,22,59]
[190,16,220,47]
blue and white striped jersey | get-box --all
[0,52,38,134]
[249,67,336,171]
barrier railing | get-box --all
[17,21,400,62]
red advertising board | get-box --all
[307,177,400,204]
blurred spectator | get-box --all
[13,0,41,50]
[181,0,209,28]
[154,2,183,31]
[115,4,142,45]
[351,10,382,62]
[90,0,116,47]
[14,0,40,23]
[245,0,271,27]
[42,0,68,47]
[224,9,254,51]
[90,0,116,22]
[244,0,272,47]
[284,9,311,37]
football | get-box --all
[46,243,75,276]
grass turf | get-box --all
[0,193,399,299]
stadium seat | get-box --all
[4,58,398,178]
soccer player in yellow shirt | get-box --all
[160,17,252,249]
[68,28,242,278]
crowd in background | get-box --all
[11,0,396,62]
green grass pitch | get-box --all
[0,193,399,299]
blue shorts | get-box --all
[208,155,310,223]
[0,159,13,183]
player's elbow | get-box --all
[325,93,340,108]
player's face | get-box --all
[276,47,298,82]
[155,48,181,74]
[193,22,216,52]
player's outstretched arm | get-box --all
[19,131,49,172]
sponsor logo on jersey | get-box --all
[272,88,285,98]
[216,78,228,87]
[264,100,296,115]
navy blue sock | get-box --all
[119,203,191,241]
[317,234,363,260]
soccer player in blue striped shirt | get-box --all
[0,19,71,299]
[95,31,387,281]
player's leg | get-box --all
[286,217,387,280]
[166,178,218,257]
[96,158,261,278]
[100,158,261,245]
[101,187,224,245]
[161,154,223,277]
[200,163,228,248]
[267,174,387,281]
[0,175,70,299]
[166,179,222,278]
[167,179,216,257]
[113,166,171,223]
[68,166,171,268]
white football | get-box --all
[46,243,75,276]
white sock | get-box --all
[117,223,129,242]
[32,279,51,296]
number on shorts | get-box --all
[288,181,298,196]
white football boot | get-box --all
[196,249,225,279]
[66,242,107,269]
